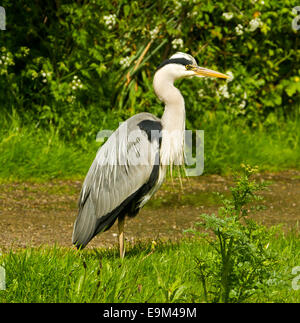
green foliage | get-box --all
[0,111,99,180]
[0,232,299,303]
[186,165,280,303]
[0,113,299,180]
[0,0,299,142]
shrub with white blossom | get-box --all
[0,0,298,140]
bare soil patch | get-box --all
[0,171,299,251]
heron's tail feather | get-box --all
[72,197,97,249]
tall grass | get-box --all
[203,116,300,174]
[0,112,299,181]
[0,112,99,181]
[0,232,299,303]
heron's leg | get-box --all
[118,216,125,258]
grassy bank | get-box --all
[0,114,98,181]
[0,232,299,303]
[0,160,299,303]
[0,114,299,181]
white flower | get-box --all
[0,53,14,66]
[248,17,263,32]
[222,12,234,20]
[226,71,234,82]
[119,56,131,68]
[68,95,76,103]
[71,75,83,90]
[235,24,244,35]
[72,75,81,83]
[40,70,49,83]
[187,11,198,18]
[239,100,246,109]
[103,14,117,30]
[172,38,184,49]
[217,84,230,98]
[174,0,182,10]
[198,89,204,97]
[150,26,160,39]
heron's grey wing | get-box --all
[72,113,162,248]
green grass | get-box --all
[0,232,299,303]
[0,113,98,181]
[203,118,300,174]
[1,112,299,181]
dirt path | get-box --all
[0,171,299,251]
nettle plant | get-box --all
[187,165,278,303]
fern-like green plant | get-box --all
[187,164,278,303]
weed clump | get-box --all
[187,164,278,303]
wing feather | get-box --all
[72,113,161,248]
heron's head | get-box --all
[155,52,229,81]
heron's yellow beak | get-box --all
[186,65,229,79]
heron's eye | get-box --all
[185,65,194,71]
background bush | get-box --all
[1,0,299,142]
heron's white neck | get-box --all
[153,71,185,166]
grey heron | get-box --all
[72,52,228,257]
